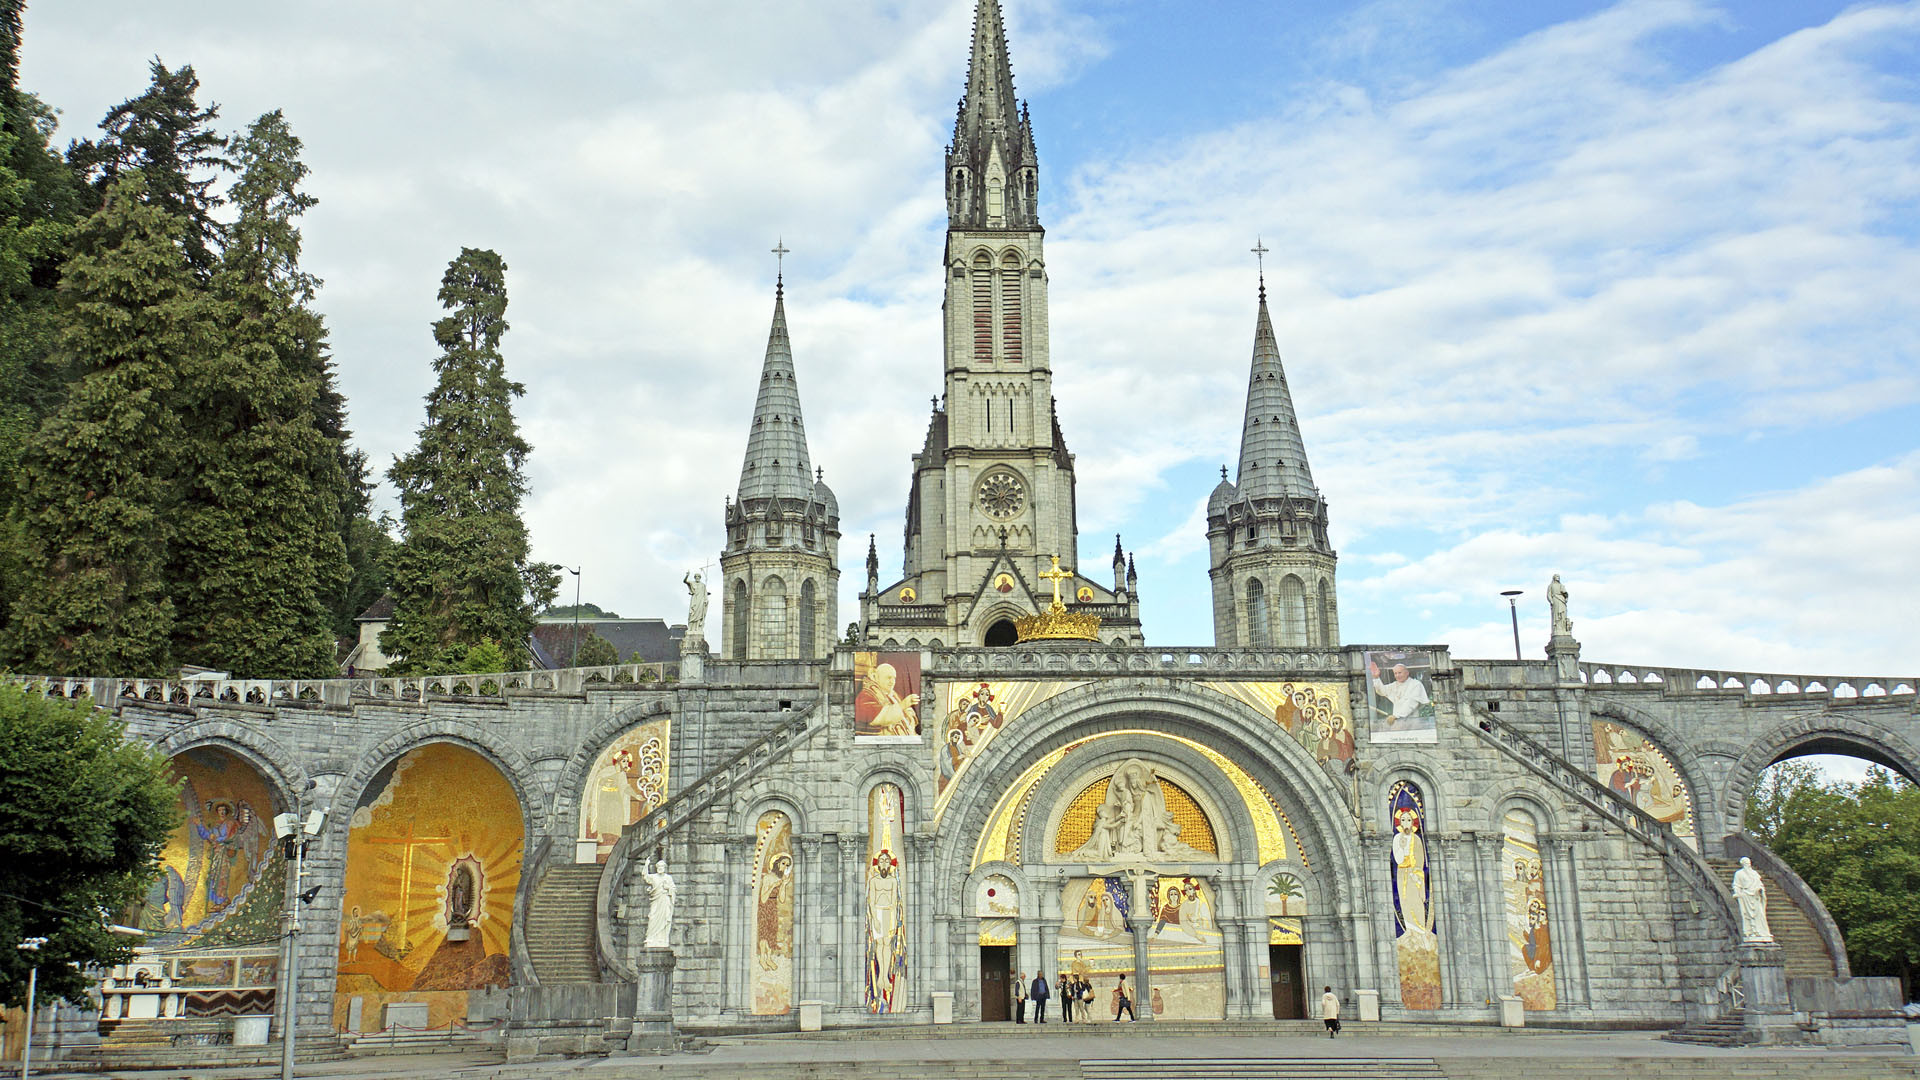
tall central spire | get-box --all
[735,284,814,502]
[946,0,1039,229]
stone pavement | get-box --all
[21,1025,1920,1080]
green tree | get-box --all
[4,172,197,675]
[68,59,227,275]
[571,628,620,667]
[381,248,558,671]
[1748,762,1920,999]
[0,684,181,1006]
[167,111,349,676]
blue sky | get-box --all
[19,1,1920,700]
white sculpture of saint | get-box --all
[683,572,708,646]
[1731,856,1773,944]
[641,858,677,950]
[1069,759,1211,862]
[1549,574,1572,637]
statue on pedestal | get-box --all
[1548,574,1572,638]
[1732,857,1773,943]
[683,572,708,649]
[642,858,677,950]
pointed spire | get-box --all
[1234,282,1319,501]
[1113,533,1125,569]
[947,0,1039,229]
[736,281,815,502]
[866,534,879,582]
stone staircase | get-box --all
[1082,1060,1445,1080]
[1705,858,1836,978]
[1661,1008,1747,1047]
[525,862,604,983]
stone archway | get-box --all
[1720,716,1920,837]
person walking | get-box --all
[1056,970,1073,1022]
[1113,974,1136,1022]
[1013,972,1026,1023]
[1321,986,1341,1038]
[1031,972,1051,1024]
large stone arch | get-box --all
[153,719,312,811]
[1719,712,1920,837]
[929,678,1366,920]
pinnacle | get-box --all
[1234,284,1318,502]
[735,281,815,503]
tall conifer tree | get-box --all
[67,60,226,276]
[381,248,557,671]
[169,111,348,676]
[4,173,195,674]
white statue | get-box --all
[641,858,677,950]
[1548,574,1572,637]
[1731,857,1773,943]
[1069,759,1211,862]
[683,572,708,645]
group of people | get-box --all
[1011,971,1139,1023]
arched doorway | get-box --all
[334,742,523,1034]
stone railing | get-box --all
[595,699,823,981]
[1465,706,1741,942]
[927,645,1350,677]
[1579,662,1916,701]
[5,662,674,710]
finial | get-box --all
[1251,236,1269,300]
[772,237,790,290]
[1221,464,1229,481]
[815,466,823,482]
[932,396,940,413]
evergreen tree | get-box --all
[68,59,226,276]
[382,248,558,671]
[4,172,196,674]
[169,111,348,676]
[0,2,85,636]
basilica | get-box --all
[18,0,1920,1065]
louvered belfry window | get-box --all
[1001,261,1022,362]
[973,267,993,362]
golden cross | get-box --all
[364,823,456,950]
[1039,555,1072,607]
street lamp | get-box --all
[16,936,45,1080]
[565,566,582,666]
[1500,590,1524,661]
[273,797,327,1080]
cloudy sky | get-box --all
[20,1,1920,687]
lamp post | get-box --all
[273,796,327,1080]
[1500,590,1524,661]
[16,936,45,1080]
[566,566,582,666]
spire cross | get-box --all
[1251,236,1269,295]
[772,237,790,284]
[1039,555,1072,608]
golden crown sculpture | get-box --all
[1015,556,1102,643]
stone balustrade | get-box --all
[1579,662,1917,701]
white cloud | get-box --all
[17,1,1917,665]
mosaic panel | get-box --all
[864,784,907,1013]
[1592,720,1694,840]
[1503,807,1556,1010]
[578,715,670,863]
[1200,681,1354,765]
[935,680,1086,814]
[749,810,794,1015]
[1389,780,1441,1009]
[136,747,285,946]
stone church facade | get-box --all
[14,0,1917,1063]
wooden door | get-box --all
[980,946,1011,1021]
[1270,944,1305,1019]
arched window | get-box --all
[731,579,749,659]
[984,619,1018,647]
[987,176,1003,221]
[1245,578,1269,647]
[1278,575,1308,645]
[798,579,817,658]
[1318,579,1336,646]
[972,253,993,363]
[758,576,787,659]
[1001,252,1022,364]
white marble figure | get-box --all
[683,572,708,646]
[1549,574,1572,638]
[641,859,677,949]
[1732,857,1773,944]
[1069,759,1211,862]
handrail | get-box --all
[1465,707,1740,940]
[594,700,824,980]
[1722,830,1849,978]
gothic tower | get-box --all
[719,281,840,660]
[860,0,1143,649]
[1207,278,1338,648]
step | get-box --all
[1082,1060,1445,1080]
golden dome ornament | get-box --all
[1015,556,1101,643]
